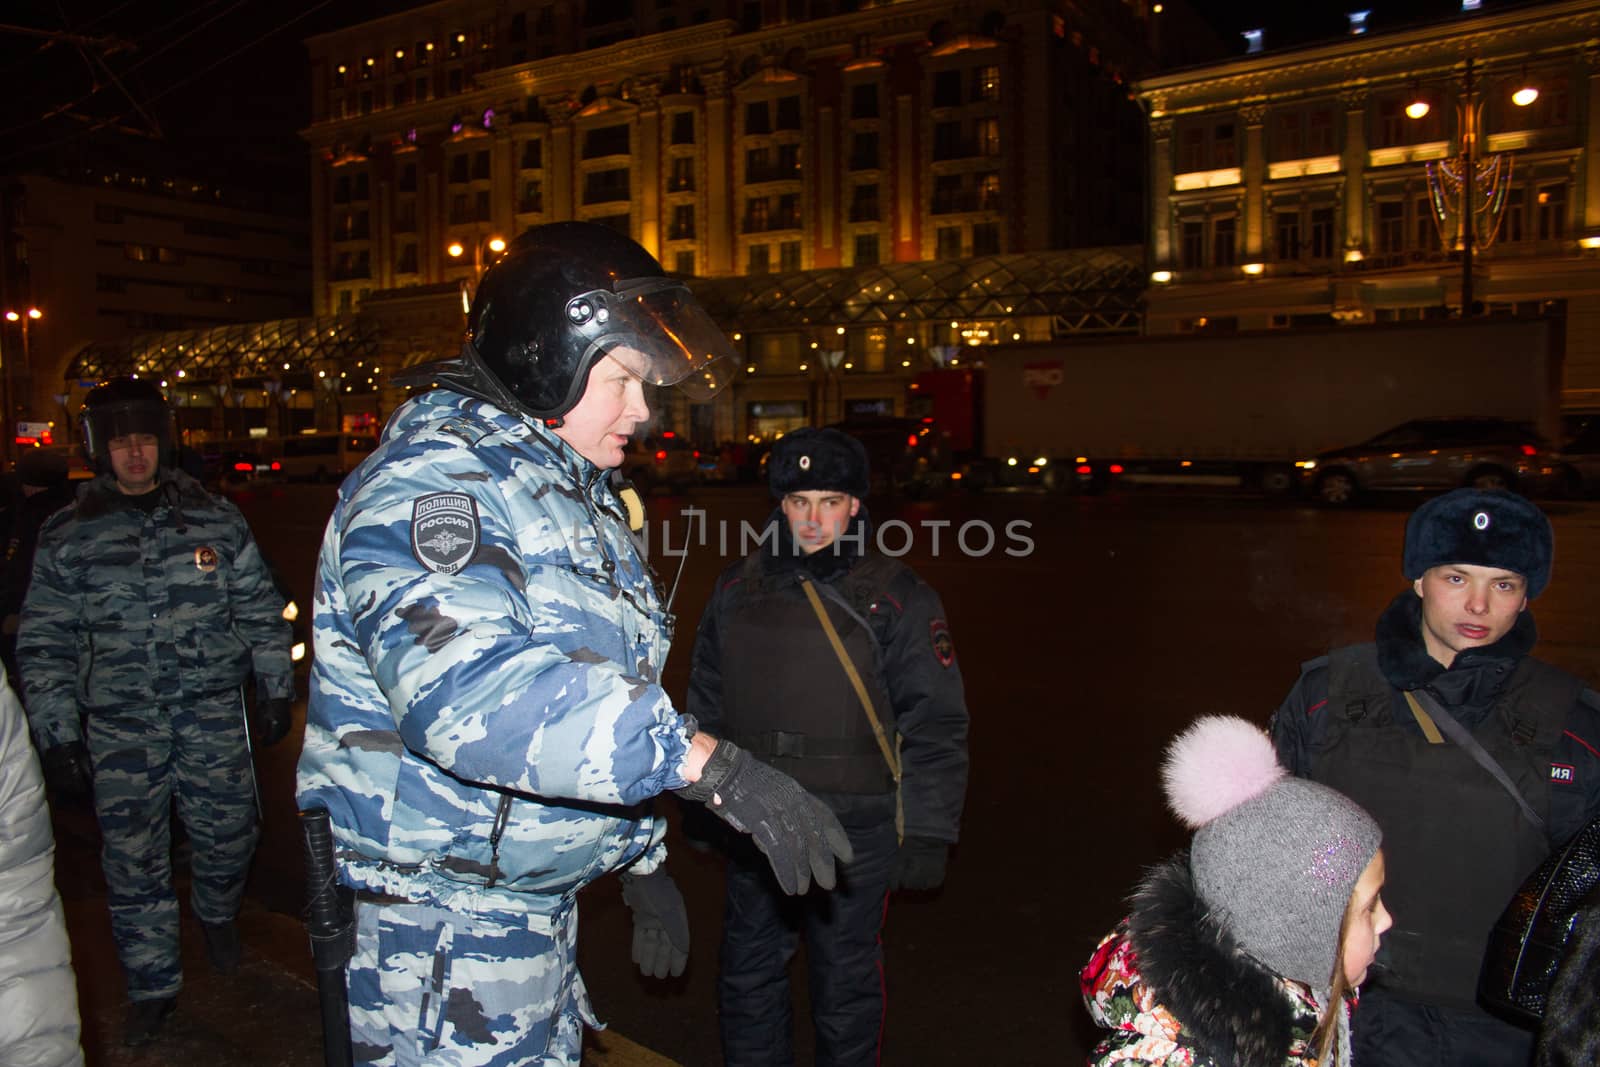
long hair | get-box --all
[1309,895,1359,1064]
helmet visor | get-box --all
[587,279,738,401]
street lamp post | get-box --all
[1408,58,1536,316]
[446,235,507,314]
[2,307,42,464]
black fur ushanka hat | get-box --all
[767,427,870,499]
[1402,488,1553,597]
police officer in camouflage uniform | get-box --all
[688,428,969,1066]
[296,222,853,1067]
[19,378,294,1046]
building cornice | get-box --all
[1137,0,1600,115]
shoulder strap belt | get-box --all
[1409,688,1546,833]
[798,574,900,783]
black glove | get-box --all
[620,867,690,979]
[891,836,949,891]
[41,741,92,799]
[675,739,854,895]
[252,697,292,747]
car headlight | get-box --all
[1295,459,1317,470]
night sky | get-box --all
[0,0,1499,196]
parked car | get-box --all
[1300,416,1561,506]
[266,431,379,483]
[1555,411,1600,497]
[622,432,702,492]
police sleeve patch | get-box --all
[930,619,955,668]
[411,492,481,575]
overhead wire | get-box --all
[0,0,340,163]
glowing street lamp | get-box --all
[447,235,507,312]
[1408,60,1538,315]
[2,307,42,462]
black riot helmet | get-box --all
[424,222,736,423]
[80,377,174,473]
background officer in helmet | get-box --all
[296,221,853,1065]
[1270,488,1600,1066]
[18,378,293,1047]
[686,427,969,1066]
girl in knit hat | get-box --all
[1081,716,1392,1067]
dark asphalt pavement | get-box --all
[46,483,1600,1065]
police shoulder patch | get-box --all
[1551,762,1576,784]
[411,492,480,575]
[930,618,955,668]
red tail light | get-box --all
[906,434,918,448]
[1520,444,1538,456]
[270,461,281,471]
[693,450,700,459]
[233,462,253,472]
[1076,464,1092,475]
[655,450,667,461]
[1109,463,1125,474]
[662,430,676,438]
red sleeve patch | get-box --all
[930,619,955,668]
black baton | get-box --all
[300,807,355,1067]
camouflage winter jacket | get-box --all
[18,469,292,749]
[1081,857,1346,1067]
[296,389,689,916]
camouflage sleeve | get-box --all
[219,500,293,701]
[15,517,82,749]
[885,571,969,843]
[335,444,690,806]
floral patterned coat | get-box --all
[1080,856,1348,1067]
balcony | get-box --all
[742,213,802,234]
[745,164,801,185]
[931,191,1001,215]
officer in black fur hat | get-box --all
[1271,488,1600,1066]
[686,426,970,1067]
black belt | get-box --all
[739,730,883,761]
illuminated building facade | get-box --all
[0,167,310,442]
[1136,0,1600,403]
[298,0,1166,438]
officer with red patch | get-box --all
[687,426,969,1067]
[1270,488,1600,1067]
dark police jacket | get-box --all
[1271,590,1600,1011]
[686,511,968,843]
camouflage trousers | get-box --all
[85,691,259,1000]
[346,898,597,1066]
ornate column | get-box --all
[541,94,578,221]
[1149,116,1173,267]
[701,67,732,274]
[1341,88,1368,256]
[1242,102,1267,258]
[634,79,663,256]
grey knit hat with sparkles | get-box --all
[1165,716,1383,989]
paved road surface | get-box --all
[48,483,1600,1064]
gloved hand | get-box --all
[252,697,293,747]
[675,739,854,895]
[620,867,690,978]
[41,741,92,799]
[891,836,950,891]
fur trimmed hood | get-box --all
[1082,855,1337,1067]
